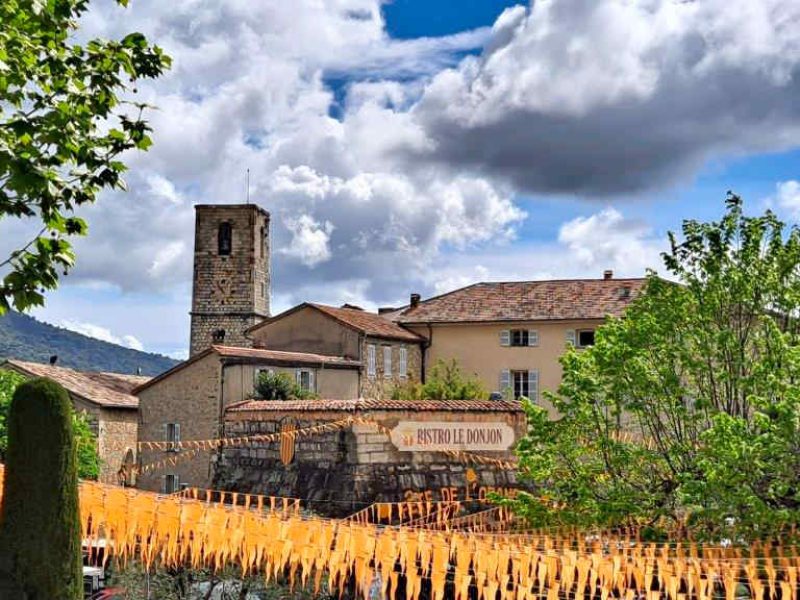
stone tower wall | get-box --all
[189,204,270,356]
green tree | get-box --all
[0,368,101,478]
[513,195,800,538]
[0,378,82,598]
[391,359,487,400]
[0,0,170,314]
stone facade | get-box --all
[137,351,222,492]
[214,403,525,517]
[190,204,271,356]
[96,408,139,484]
[359,337,422,399]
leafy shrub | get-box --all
[254,371,318,401]
[391,359,486,400]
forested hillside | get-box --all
[0,311,177,376]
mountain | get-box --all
[0,311,179,376]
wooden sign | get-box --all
[390,421,514,452]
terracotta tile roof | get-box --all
[396,278,647,324]
[225,398,524,414]
[3,359,147,409]
[307,304,423,342]
[212,345,361,367]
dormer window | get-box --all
[218,222,232,255]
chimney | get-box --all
[410,293,421,308]
[603,270,613,280]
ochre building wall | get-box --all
[407,320,605,416]
[249,307,361,359]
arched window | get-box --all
[218,222,232,255]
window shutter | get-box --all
[309,370,316,392]
[175,424,181,451]
[295,370,302,385]
[528,330,539,347]
[161,475,167,494]
[528,370,539,402]
[500,369,511,395]
[399,347,407,378]
[384,346,392,378]
[566,329,576,346]
[500,330,510,346]
[367,345,376,377]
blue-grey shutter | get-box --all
[175,423,181,452]
[309,370,316,392]
[500,369,511,397]
[566,329,576,347]
[528,330,539,347]
[528,369,539,402]
[500,330,510,346]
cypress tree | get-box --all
[0,378,82,599]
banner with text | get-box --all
[390,421,515,452]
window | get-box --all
[254,368,274,384]
[218,222,232,255]
[399,346,408,379]
[512,370,529,399]
[165,423,180,452]
[164,474,180,494]
[501,370,539,400]
[383,346,392,378]
[295,369,315,392]
[367,344,376,378]
[501,329,539,347]
[577,329,595,348]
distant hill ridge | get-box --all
[0,311,178,376]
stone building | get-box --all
[2,359,146,484]
[215,397,525,516]
[247,302,424,399]
[189,204,270,356]
[134,345,362,492]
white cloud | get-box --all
[60,320,145,351]
[558,208,662,273]
[773,180,800,219]
[281,214,334,267]
[409,0,800,195]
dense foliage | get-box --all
[254,371,319,401]
[0,367,101,479]
[391,359,487,400]
[514,195,800,538]
[0,310,177,374]
[0,378,82,598]
[0,0,170,314]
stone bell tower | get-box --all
[189,204,270,356]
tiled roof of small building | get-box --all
[226,398,524,414]
[212,345,361,367]
[3,359,147,409]
[396,278,647,324]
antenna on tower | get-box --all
[246,168,250,204]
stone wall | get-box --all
[137,351,222,492]
[190,204,270,356]
[97,407,138,484]
[359,338,423,399]
[215,404,525,517]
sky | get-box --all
[1,0,799,360]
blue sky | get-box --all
[2,0,799,360]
